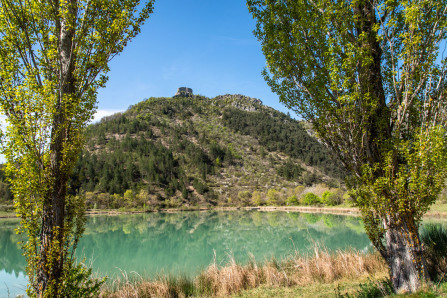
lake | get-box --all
[1,211,373,296]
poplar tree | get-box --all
[248,0,447,293]
[0,0,153,295]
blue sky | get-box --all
[93,0,289,121]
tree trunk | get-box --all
[383,216,429,293]
[353,0,391,162]
[352,1,430,293]
[37,0,77,294]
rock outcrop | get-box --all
[174,87,193,98]
[214,94,263,112]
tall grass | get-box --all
[101,272,195,298]
[421,224,447,281]
[101,247,386,297]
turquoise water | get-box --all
[0,211,371,296]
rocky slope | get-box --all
[67,94,345,209]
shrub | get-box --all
[238,190,252,206]
[123,189,134,204]
[343,192,355,205]
[301,192,320,205]
[251,191,263,206]
[286,195,299,206]
[321,190,343,206]
[321,191,334,206]
[266,189,279,205]
[61,260,106,297]
[97,193,110,209]
[136,189,150,206]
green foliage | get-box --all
[0,0,154,295]
[238,190,252,206]
[294,186,305,197]
[210,141,234,165]
[193,178,209,195]
[248,0,447,292]
[343,193,355,206]
[335,278,393,298]
[123,190,134,203]
[276,159,304,181]
[286,195,299,206]
[321,190,343,206]
[0,166,12,204]
[301,193,320,206]
[301,213,321,224]
[60,260,106,298]
[166,276,196,297]
[266,189,280,205]
[64,95,343,210]
[302,172,319,187]
[222,107,344,179]
[71,135,186,204]
[251,191,263,206]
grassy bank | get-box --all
[427,200,447,217]
[99,223,447,297]
[0,204,15,218]
[99,248,447,297]
[100,248,388,297]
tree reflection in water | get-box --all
[0,211,371,281]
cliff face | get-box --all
[69,94,345,209]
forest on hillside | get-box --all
[1,95,346,209]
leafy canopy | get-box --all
[248,0,447,225]
[0,0,153,295]
[248,0,447,291]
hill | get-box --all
[66,94,345,209]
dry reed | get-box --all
[101,247,386,298]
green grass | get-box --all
[0,204,15,217]
[233,275,386,298]
[428,200,447,215]
[0,211,15,217]
[234,278,447,298]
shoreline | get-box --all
[2,205,447,219]
[82,205,447,219]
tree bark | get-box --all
[353,0,391,163]
[383,215,429,293]
[37,0,77,294]
[353,1,428,293]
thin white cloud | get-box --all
[91,109,123,123]
[0,111,122,164]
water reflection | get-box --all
[0,211,371,283]
[0,220,26,276]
